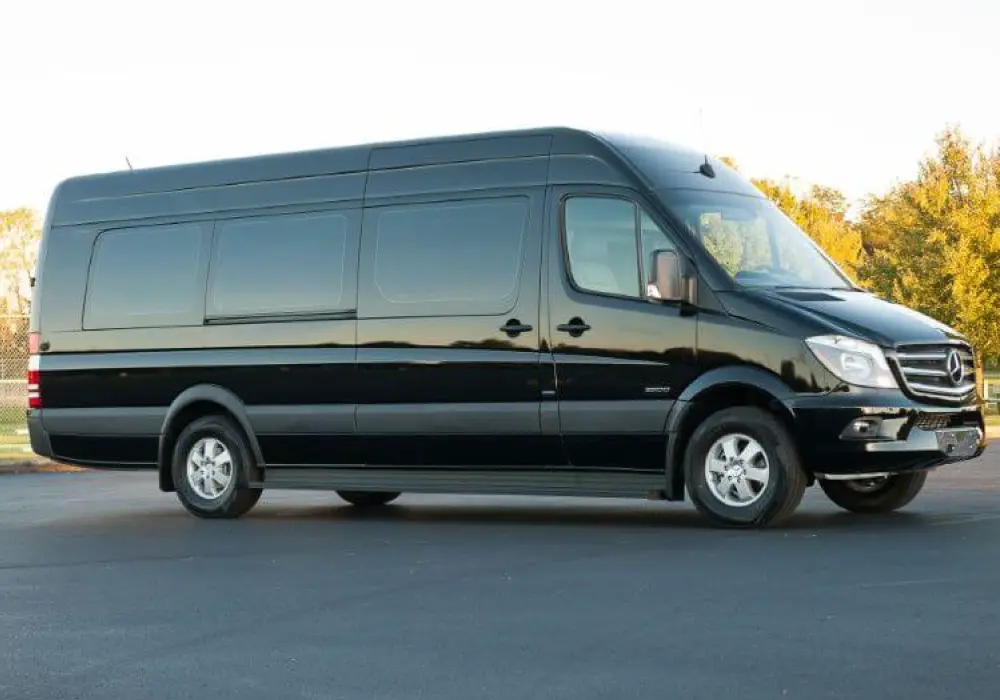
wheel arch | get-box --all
[157,385,264,492]
[665,366,803,499]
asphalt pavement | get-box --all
[2,446,999,700]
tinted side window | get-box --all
[564,197,640,297]
[364,197,528,316]
[564,197,678,300]
[640,210,677,289]
[208,211,351,318]
[84,222,210,329]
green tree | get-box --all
[808,185,848,218]
[856,126,1000,362]
[0,208,41,376]
[0,208,42,317]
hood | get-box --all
[732,288,968,348]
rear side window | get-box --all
[207,211,352,319]
[84,222,211,330]
[362,196,528,317]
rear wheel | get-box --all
[818,471,928,514]
[172,415,262,519]
[337,490,400,508]
[684,406,807,528]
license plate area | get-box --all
[935,427,981,458]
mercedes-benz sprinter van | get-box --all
[26,127,988,527]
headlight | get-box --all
[805,335,897,389]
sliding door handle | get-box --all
[500,319,533,337]
[556,317,591,337]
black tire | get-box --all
[337,490,401,508]
[684,406,807,528]
[818,471,928,514]
[172,414,262,519]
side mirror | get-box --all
[647,249,692,303]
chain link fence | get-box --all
[0,314,31,457]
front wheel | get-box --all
[684,406,807,528]
[818,471,928,514]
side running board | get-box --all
[253,468,670,500]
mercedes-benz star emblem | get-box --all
[946,349,965,385]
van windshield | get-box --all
[661,188,855,290]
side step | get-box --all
[254,468,670,500]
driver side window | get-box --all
[564,196,676,300]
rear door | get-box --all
[545,186,699,471]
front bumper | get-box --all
[787,392,987,476]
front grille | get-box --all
[891,342,976,403]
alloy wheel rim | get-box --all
[704,433,770,508]
[186,437,234,500]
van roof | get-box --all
[49,126,710,204]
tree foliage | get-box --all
[724,127,1000,363]
[0,208,41,349]
[855,127,1000,362]
[0,208,41,314]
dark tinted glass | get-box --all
[208,212,349,317]
[372,197,527,308]
[661,189,852,289]
[640,210,676,282]
[84,222,209,329]
[564,197,640,297]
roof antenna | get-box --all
[125,155,134,172]
[696,107,716,178]
[699,155,716,179]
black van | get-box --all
[26,127,988,527]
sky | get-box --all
[2,0,998,217]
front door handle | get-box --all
[500,319,533,338]
[556,317,591,337]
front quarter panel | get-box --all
[660,309,842,500]
[694,309,842,397]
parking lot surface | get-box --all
[2,446,999,700]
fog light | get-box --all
[841,417,883,440]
